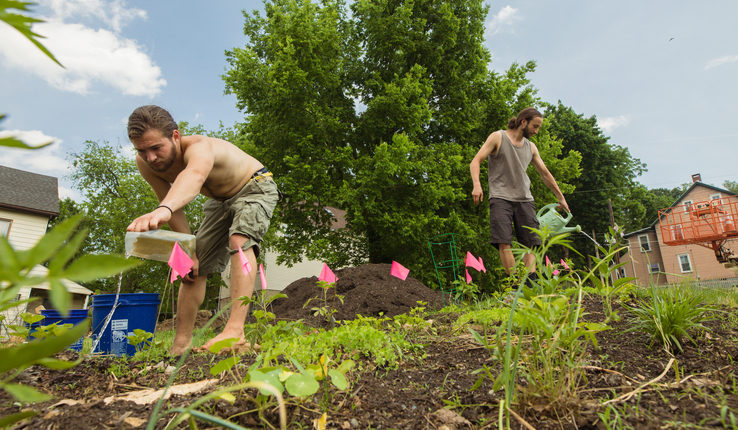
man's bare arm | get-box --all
[158,136,214,212]
[127,137,214,232]
[470,131,501,206]
[530,143,571,213]
[127,157,190,232]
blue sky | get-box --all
[2,0,737,202]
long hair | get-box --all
[506,107,542,130]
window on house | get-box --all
[649,263,660,273]
[710,193,721,201]
[682,200,693,210]
[616,267,627,278]
[677,254,692,273]
[638,235,650,252]
[0,219,10,237]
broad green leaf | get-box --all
[62,254,141,281]
[0,410,37,428]
[47,229,88,272]
[337,359,355,374]
[20,313,44,324]
[34,357,83,370]
[0,235,19,276]
[0,135,52,149]
[468,327,486,346]
[285,372,319,397]
[249,370,284,396]
[208,337,239,354]
[4,383,53,403]
[210,357,238,375]
[19,215,82,268]
[328,369,347,390]
[0,320,88,374]
[470,375,485,391]
[278,370,294,382]
[49,279,71,314]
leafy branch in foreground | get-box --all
[1,0,60,149]
[0,0,62,66]
[0,215,140,427]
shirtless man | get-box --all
[470,107,570,277]
[126,105,279,355]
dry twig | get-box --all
[603,358,674,405]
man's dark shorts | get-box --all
[196,176,279,276]
[488,198,541,249]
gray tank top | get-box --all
[487,130,534,202]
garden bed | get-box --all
[2,264,737,429]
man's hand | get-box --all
[127,206,172,232]
[558,197,571,214]
[182,254,200,284]
[472,184,484,206]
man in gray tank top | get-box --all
[470,107,571,279]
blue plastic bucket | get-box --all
[90,293,160,356]
[28,309,89,351]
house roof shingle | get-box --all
[0,165,59,215]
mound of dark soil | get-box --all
[268,263,445,327]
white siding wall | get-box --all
[0,209,91,337]
[263,249,325,291]
[0,209,49,250]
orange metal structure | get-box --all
[659,196,738,262]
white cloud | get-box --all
[58,185,80,200]
[486,6,520,38]
[704,55,738,70]
[0,130,70,175]
[43,0,146,33]
[0,1,165,97]
[598,115,631,134]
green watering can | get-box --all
[536,203,581,236]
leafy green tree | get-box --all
[723,180,738,194]
[640,186,685,225]
[223,0,581,291]
[543,102,646,263]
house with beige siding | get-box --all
[0,166,92,335]
[619,177,738,286]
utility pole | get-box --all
[608,198,621,265]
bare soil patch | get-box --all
[2,264,737,429]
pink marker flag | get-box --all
[545,255,552,267]
[168,242,194,283]
[466,269,472,284]
[238,247,252,276]
[561,259,569,270]
[390,261,410,281]
[478,257,486,273]
[259,263,267,290]
[465,252,484,272]
[553,269,560,276]
[319,263,337,284]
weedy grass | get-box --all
[623,281,722,354]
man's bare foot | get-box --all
[169,340,192,356]
[198,328,247,352]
